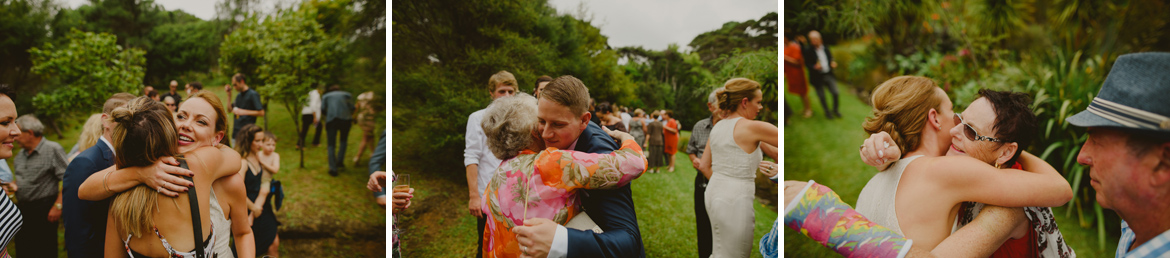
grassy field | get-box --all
[4,88,386,257]
[397,131,780,257]
[782,88,1118,257]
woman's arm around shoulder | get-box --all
[538,132,646,191]
[79,160,193,201]
[188,145,243,180]
[919,153,1071,208]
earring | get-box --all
[995,163,1001,169]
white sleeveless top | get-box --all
[709,117,763,181]
[209,189,233,257]
[855,155,924,234]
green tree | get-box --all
[28,29,145,137]
[219,5,347,168]
[0,0,54,111]
[144,15,229,83]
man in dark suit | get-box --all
[802,30,841,119]
[513,75,644,258]
[62,93,134,258]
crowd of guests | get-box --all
[387,70,780,258]
[0,72,386,258]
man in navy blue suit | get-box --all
[62,93,134,258]
[513,75,644,258]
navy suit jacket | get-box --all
[567,122,645,258]
[62,140,114,258]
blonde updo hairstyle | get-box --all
[862,76,945,156]
[109,96,181,238]
[481,92,539,160]
[717,78,761,112]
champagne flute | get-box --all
[394,174,410,194]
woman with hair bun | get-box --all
[698,78,779,257]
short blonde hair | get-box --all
[76,113,104,152]
[488,71,517,92]
[481,93,539,160]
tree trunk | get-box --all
[285,100,305,168]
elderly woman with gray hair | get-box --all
[478,93,646,258]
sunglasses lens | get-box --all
[964,125,977,141]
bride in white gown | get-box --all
[699,78,779,258]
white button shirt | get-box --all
[463,109,502,196]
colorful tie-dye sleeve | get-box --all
[534,138,646,191]
[784,180,913,258]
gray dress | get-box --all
[629,119,645,148]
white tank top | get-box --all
[209,189,233,257]
[709,117,763,181]
[855,155,924,234]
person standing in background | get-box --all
[686,89,721,258]
[298,87,322,150]
[662,110,680,172]
[321,85,354,177]
[13,114,67,258]
[227,73,265,139]
[159,80,183,105]
[803,30,841,119]
[785,35,812,118]
[353,91,380,165]
[464,71,515,258]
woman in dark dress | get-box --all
[236,124,280,257]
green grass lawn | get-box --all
[783,88,1116,257]
[398,131,780,257]
[4,88,386,257]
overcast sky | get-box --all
[547,0,777,51]
[59,0,287,21]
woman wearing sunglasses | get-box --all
[845,76,1073,255]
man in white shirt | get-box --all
[802,30,841,119]
[465,70,516,258]
[298,88,322,149]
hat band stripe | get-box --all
[1087,98,1168,130]
[1093,98,1170,123]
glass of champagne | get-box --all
[394,174,410,194]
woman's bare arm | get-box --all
[925,154,1072,207]
[218,173,256,257]
[79,161,192,200]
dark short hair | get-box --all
[596,102,612,114]
[0,84,12,99]
[535,75,554,88]
[979,89,1038,166]
[189,82,203,90]
[328,85,341,92]
[232,73,246,83]
[147,90,158,98]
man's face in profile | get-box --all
[537,98,588,150]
